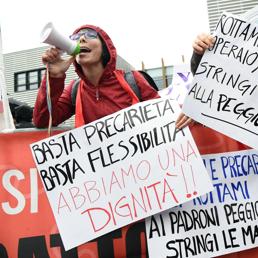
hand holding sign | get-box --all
[182,12,258,150]
[192,33,215,55]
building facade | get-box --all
[207,0,258,32]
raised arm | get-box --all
[191,33,215,75]
[176,33,214,129]
[33,48,76,128]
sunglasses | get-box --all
[69,28,98,41]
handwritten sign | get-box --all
[182,12,258,150]
[30,97,212,250]
[146,149,258,257]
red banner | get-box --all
[0,130,147,258]
[0,125,256,258]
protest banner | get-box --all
[0,129,150,258]
[182,12,258,150]
[2,124,258,258]
[146,148,258,257]
[0,26,15,131]
[30,97,212,250]
[159,64,192,105]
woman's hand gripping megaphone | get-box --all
[40,22,79,78]
[42,47,75,78]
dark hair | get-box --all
[9,101,34,128]
[99,35,110,67]
[14,105,33,123]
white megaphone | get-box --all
[40,22,80,55]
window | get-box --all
[14,68,46,92]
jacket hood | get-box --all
[72,25,117,79]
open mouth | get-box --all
[80,47,91,53]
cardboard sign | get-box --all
[30,97,212,250]
[182,12,258,150]
[146,149,258,257]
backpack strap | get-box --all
[71,79,80,106]
[138,70,159,91]
[124,71,142,101]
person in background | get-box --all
[9,99,34,129]
[175,33,214,129]
[14,105,34,128]
[33,24,159,128]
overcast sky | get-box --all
[0,0,210,69]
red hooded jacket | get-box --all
[33,25,159,128]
